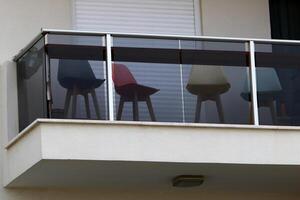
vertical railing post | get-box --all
[44,33,52,119]
[106,34,115,121]
[249,40,259,125]
[178,40,186,123]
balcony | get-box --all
[4,29,300,189]
[15,29,300,129]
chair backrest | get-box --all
[187,65,229,86]
[112,63,137,87]
[242,67,282,93]
[58,59,96,82]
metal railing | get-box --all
[15,29,300,131]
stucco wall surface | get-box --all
[0,0,72,64]
[201,0,271,38]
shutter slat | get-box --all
[73,0,197,122]
[74,0,196,35]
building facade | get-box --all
[1,0,300,199]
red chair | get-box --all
[112,63,159,121]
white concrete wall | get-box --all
[0,0,72,64]
[4,121,300,193]
[0,0,71,199]
[201,0,271,38]
[0,0,72,142]
[35,121,300,166]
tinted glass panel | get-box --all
[47,34,108,120]
[17,38,47,131]
[112,37,251,124]
[256,42,300,125]
[112,37,181,122]
[181,40,251,124]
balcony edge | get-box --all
[6,119,300,150]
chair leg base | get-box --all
[63,89,101,120]
[146,96,156,121]
[194,95,225,123]
[117,95,157,122]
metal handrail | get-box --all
[14,28,300,62]
[13,32,45,62]
[42,28,300,44]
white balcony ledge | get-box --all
[4,119,300,190]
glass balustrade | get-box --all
[15,30,300,131]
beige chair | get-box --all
[186,65,231,123]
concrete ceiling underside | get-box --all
[8,160,300,193]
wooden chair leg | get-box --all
[133,92,139,121]
[215,95,225,123]
[268,100,277,125]
[91,90,101,120]
[64,89,72,118]
[249,102,254,124]
[279,102,287,117]
[72,94,77,119]
[117,97,125,120]
[146,96,156,121]
[195,95,202,123]
[84,94,91,119]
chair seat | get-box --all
[186,83,230,97]
[60,78,105,90]
[116,83,159,101]
[241,91,282,102]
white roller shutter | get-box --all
[73,0,198,35]
[72,0,200,122]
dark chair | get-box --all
[241,67,282,124]
[112,63,159,121]
[58,59,105,119]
